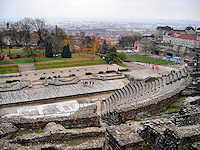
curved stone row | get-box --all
[101,68,190,125]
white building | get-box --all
[163,30,200,49]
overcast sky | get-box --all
[0,0,199,21]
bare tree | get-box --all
[33,18,47,49]
[18,18,34,44]
[48,26,65,57]
[75,32,86,53]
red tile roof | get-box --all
[98,38,114,42]
[167,31,181,34]
[179,34,197,40]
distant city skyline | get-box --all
[0,0,200,22]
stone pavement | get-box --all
[2,100,97,119]
[0,80,125,105]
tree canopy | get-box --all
[107,46,118,61]
[61,44,71,58]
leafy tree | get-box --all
[118,52,127,61]
[107,46,118,61]
[101,40,108,54]
[61,44,71,58]
[23,45,40,62]
[118,34,142,48]
[50,26,65,57]
[45,42,53,57]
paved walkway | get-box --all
[123,62,174,79]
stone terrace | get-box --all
[101,68,192,125]
[0,80,125,106]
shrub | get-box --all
[106,70,116,73]
[98,71,104,74]
[53,76,57,78]
[14,54,21,59]
[85,72,92,75]
[48,76,51,79]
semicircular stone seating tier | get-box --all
[101,68,190,124]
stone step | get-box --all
[18,64,36,72]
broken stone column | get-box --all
[28,80,32,88]
[44,77,48,86]
[17,81,20,89]
[19,81,22,89]
[56,78,59,85]
[52,77,55,84]
[23,81,26,87]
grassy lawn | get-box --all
[0,60,15,65]
[36,58,107,70]
[0,53,96,65]
[127,54,173,65]
[0,65,19,74]
[2,48,24,54]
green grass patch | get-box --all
[171,96,187,107]
[0,65,19,74]
[127,54,173,65]
[162,108,180,114]
[115,62,127,67]
[10,128,43,139]
[4,53,95,64]
[0,60,14,65]
[2,48,24,54]
[150,96,187,116]
[36,58,107,70]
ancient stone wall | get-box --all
[14,123,105,145]
[2,105,101,129]
[140,118,200,150]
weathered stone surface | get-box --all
[0,80,125,106]
[140,118,200,150]
[14,122,105,144]
[2,104,101,129]
[106,122,144,150]
[43,122,67,134]
[0,122,18,139]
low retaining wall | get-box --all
[14,126,105,145]
[3,105,101,129]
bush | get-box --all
[70,74,76,77]
[48,76,51,79]
[53,76,57,78]
[14,54,21,59]
[118,52,127,61]
[98,71,104,74]
[106,70,116,73]
[85,72,92,75]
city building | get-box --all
[156,26,173,38]
[163,30,200,49]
